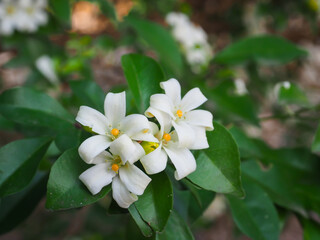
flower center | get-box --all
[176,110,183,118]
[26,7,34,15]
[141,141,159,154]
[6,6,15,15]
[163,133,171,142]
[111,163,119,172]
[111,128,120,136]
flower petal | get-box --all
[104,91,126,127]
[76,106,109,135]
[78,135,112,164]
[112,176,138,208]
[109,134,144,164]
[180,88,207,112]
[91,151,113,164]
[172,121,196,148]
[185,110,213,130]
[189,126,209,150]
[119,114,150,138]
[79,163,115,195]
[150,94,175,118]
[145,107,172,135]
[140,145,168,174]
[160,78,181,105]
[119,164,151,195]
[163,147,196,180]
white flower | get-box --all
[79,139,151,208]
[234,78,248,96]
[76,91,158,164]
[148,79,213,149]
[16,0,48,33]
[140,108,197,180]
[0,0,21,35]
[35,55,59,84]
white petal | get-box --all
[150,94,174,118]
[131,131,159,143]
[104,92,126,127]
[79,163,116,195]
[189,126,209,150]
[184,110,213,130]
[140,145,168,174]
[119,114,150,138]
[112,176,138,208]
[180,88,207,112]
[163,147,196,180]
[35,55,59,84]
[109,135,144,164]
[78,135,112,164]
[76,106,109,135]
[149,121,160,135]
[119,164,151,195]
[160,78,181,105]
[145,107,172,135]
[91,151,113,164]
[172,121,196,148]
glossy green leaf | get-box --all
[227,176,280,240]
[49,0,71,24]
[188,121,244,198]
[126,16,184,76]
[312,123,320,152]
[301,218,320,240]
[69,80,105,112]
[134,172,173,232]
[93,0,117,21]
[0,173,47,234]
[0,137,52,197]
[121,54,165,113]
[155,211,194,240]
[46,148,110,210]
[277,82,309,105]
[214,35,307,65]
[129,204,153,237]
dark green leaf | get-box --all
[129,204,153,237]
[301,218,320,240]
[0,137,52,197]
[214,35,307,65]
[121,54,165,113]
[0,173,47,234]
[126,16,184,76]
[92,0,117,21]
[46,148,110,210]
[312,123,320,152]
[49,0,71,24]
[134,172,173,232]
[227,176,280,240]
[188,121,244,197]
[155,211,194,240]
[277,82,309,105]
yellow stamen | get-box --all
[143,129,149,133]
[6,6,15,15]
[111,128,120,136]
[176,110,183,118]
[111,164,119,172]
[163,133,171,142]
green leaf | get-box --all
[134,172,173,232]
[227,176,280,240]
[207,81,259,126]
[301,218,320,240]
[214,35,307,65]
[69,80,105,112]
[49,0,71,24]
[92,0,117,21]
[155,211,194,240]
[121,54,165,113]
[188,121,244,197]
[126,16,184,76]
[46,148,110,210]
[277,82,309,105]
[129,204,153,237]
[0,137,52,197]
[312,123,320,152]
[0,173,47,234]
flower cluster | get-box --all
[0,0,48,35]
[76,79,213,208]
[165,12,213,73]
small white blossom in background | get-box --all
[0,0,48,36]
[35,55,59,85]
[234,78,248,96]
[165,12,213,73]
